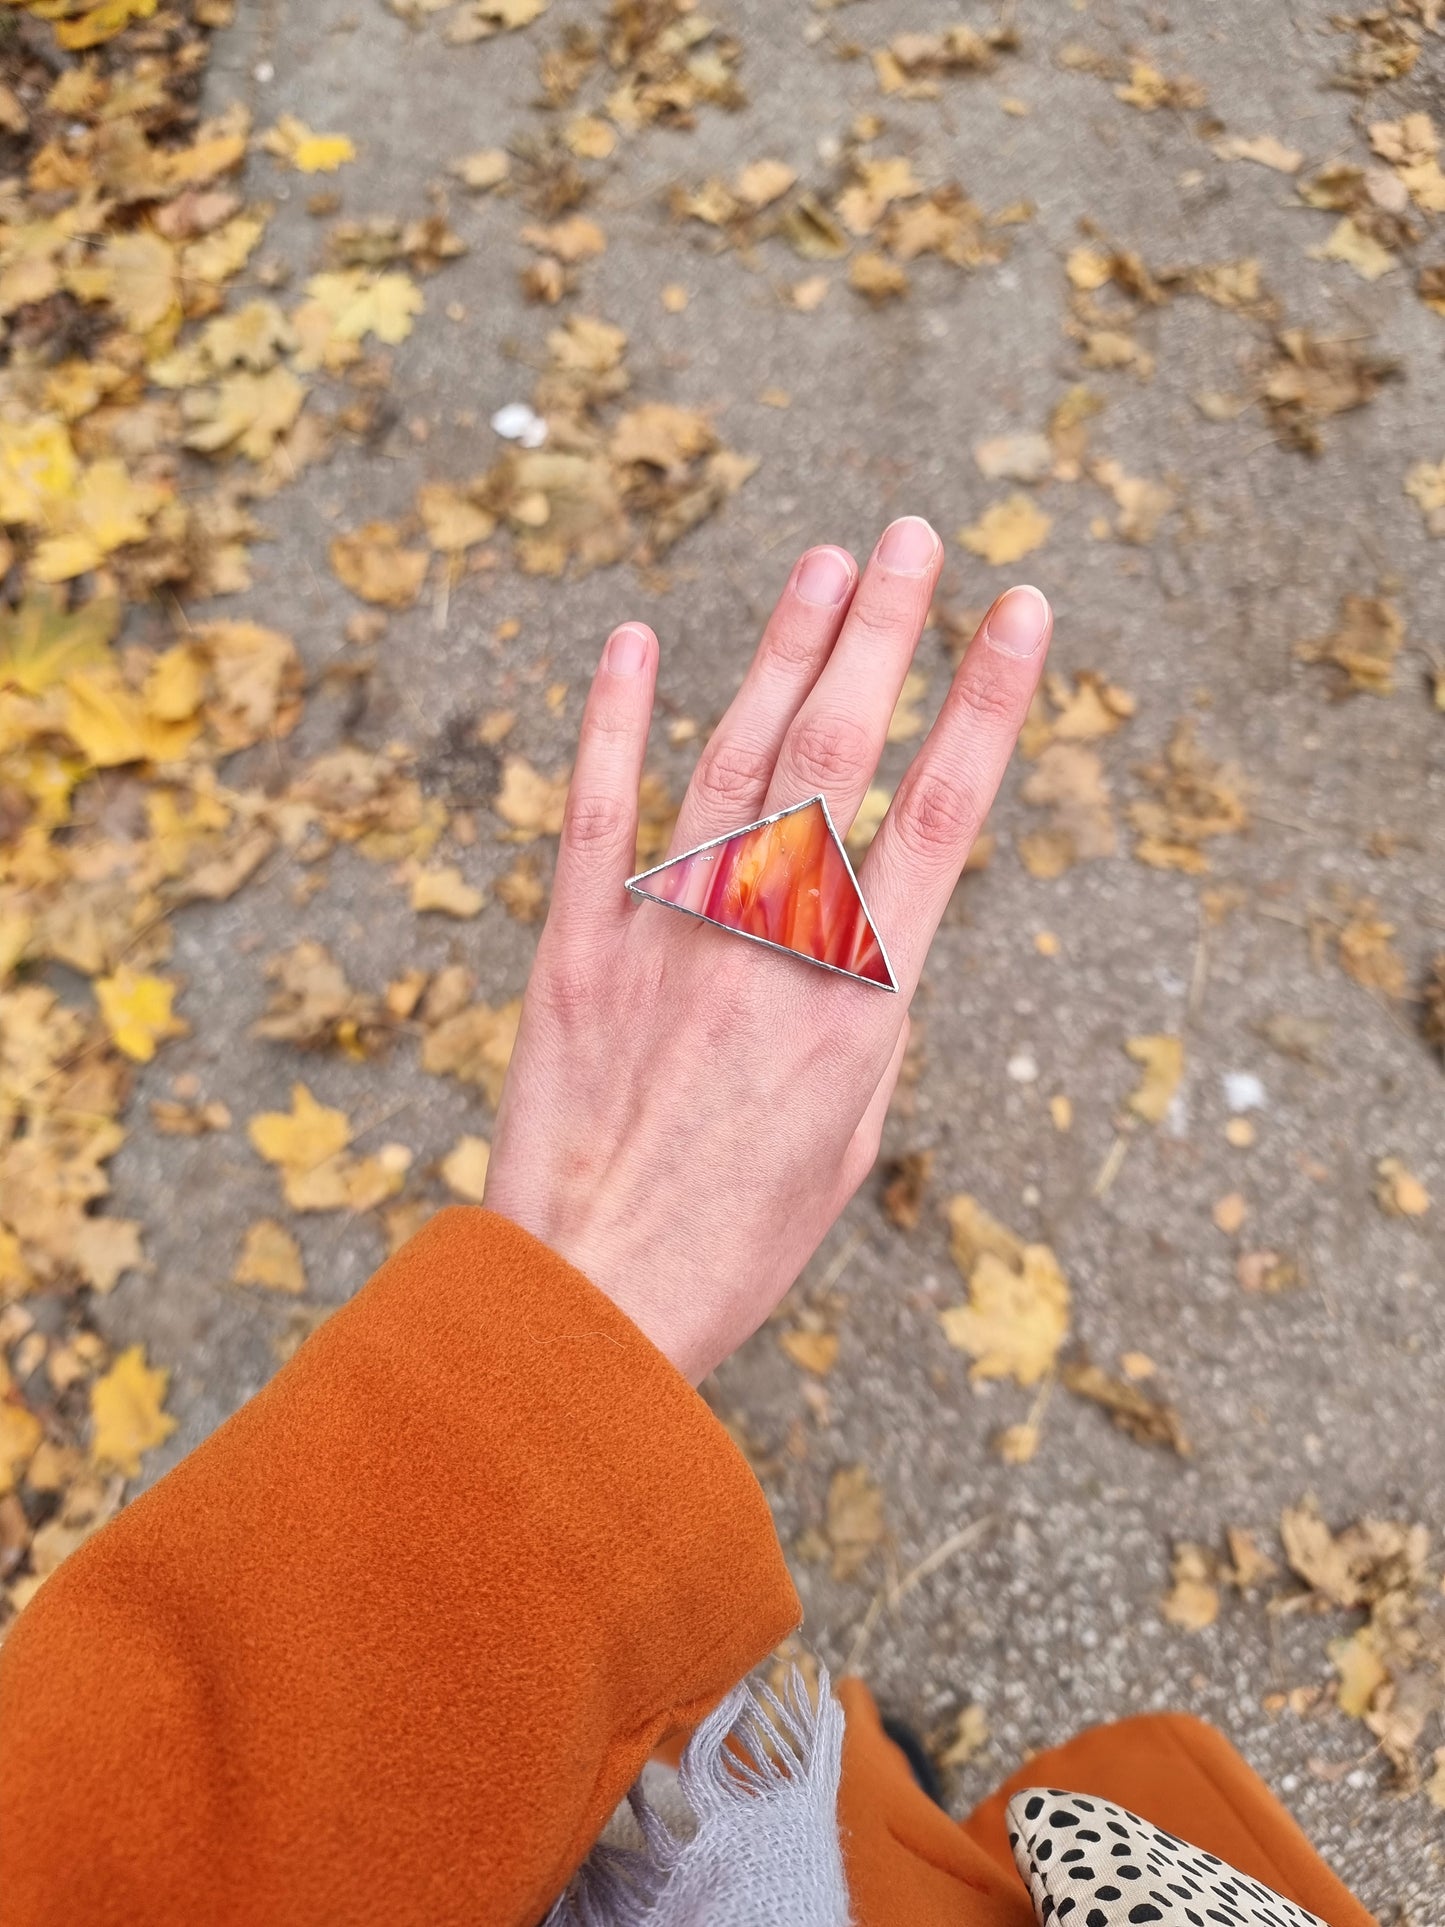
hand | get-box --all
[484,517,1052,1382]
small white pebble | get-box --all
[1007,1051,1039,1084]
[490,402,547,448]
[254,60,275,83]
[1223,1071,1266,1113]
[1022,1183,1041,1208]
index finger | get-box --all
[857,584,1052,997]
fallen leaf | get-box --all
[936,1703,989,1769]
[330,524,430,607]
[441,1134,491,1203]
[1331,1626,1389,1719]
[780,1330,839,1376]
[973,431,1052,484]
[1125,1035,1184,1125]
[826,1463,884,1580]
[421,999,521,1107]
[1060,1358,1191,1454]
[880,1150,933,1231]
[941,1196,1069,1386]
[94,969,188,1063]
[90,1346,176,1476]
[1162,1543,1220,1630]
[233,1219,306,1294]
[1375,1157,1431,1218]
[959,493,1050,565]
[451,148,511,191]
[410,864,485,918]
[248,1084,352,1182]
[494,756,568,838]
[1295,594,1403,696]
[262,116,357,173]
[1213,134,1303,174]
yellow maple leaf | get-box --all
[64,665,200,767]
[248,1083,353,1176]
[30,459,168,582]
[1124,1033,1184,1124]
[941,1244,1071,1385]
[294,134,357,173]
[90,1345,176,1476]
[0,587,118,693]
[959,493,1051,566]
[0,417,80,527]
[262,116,356,173]
[183,367,306,463]
[99,228,181,334]
[95,967,188,1063]
[294,270,424,371]
[1313,217,1397,283]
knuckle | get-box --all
[692,737,774,812]
[953,662,1022,736]
[892,767,982,860]
[763,610,832,674]
[562,790,631,854]
[784,710,874,791]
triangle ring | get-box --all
[624,792,898,992]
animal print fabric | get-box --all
[1006,1787,1327,1927]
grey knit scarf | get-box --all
[545,1666,852,1927]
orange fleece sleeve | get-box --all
[0,1207,801,1927]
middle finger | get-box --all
[760,514,943,834]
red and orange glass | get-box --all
[625,795,896,990]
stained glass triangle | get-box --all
[625,794,897,990]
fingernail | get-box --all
[794,545,855,607]
[984,585,1050,657]
[606,624,651,675]
[875,515,939,575]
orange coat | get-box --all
[0,1210,1374,1926]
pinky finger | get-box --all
[549,624,657,934]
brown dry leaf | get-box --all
[1213,134,1303,174]
[1225,1527,1279,1591]
[1018,744,1116,879]
[233,1219,306,1295]
[330,524,430,608]
[848,253,909,303]
[1280,1500,1428,1612]
[778,196,850,262]
[495,854,547,923]
[940,1196,1069,1386]
[936,1703,989,1770]
[1162,1543,1220,1630]
[973,432,1053,485]
[1295,594,1404,696]
[779,1330,839,1377]
[421,999,521,1108]
[451,148,511,192]
[826,1463,884,1580]
[1261,329,1399,453]
[959,494,1050,566]
[1060,1358,1191,1455]
[410,865,485,918]
[417,483,496,553]
[1129,721,1248,873]
[1089,459,1175,543]
[1312,217,1398,281]
[1404,458,1445,536]
[735,159,796,210]
[440,1134,491,1203]
[1375,1157,1431,1218]
[1236,1249,1300,1295]
[880,1150,933,1231]
[494,756,568,839]
[1337,898,1407,998]
[1115,61,1207,112]
[1332,1626,1390,1719]
[1125,1035,1184,1125]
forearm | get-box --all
[0,1208,800,1927]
